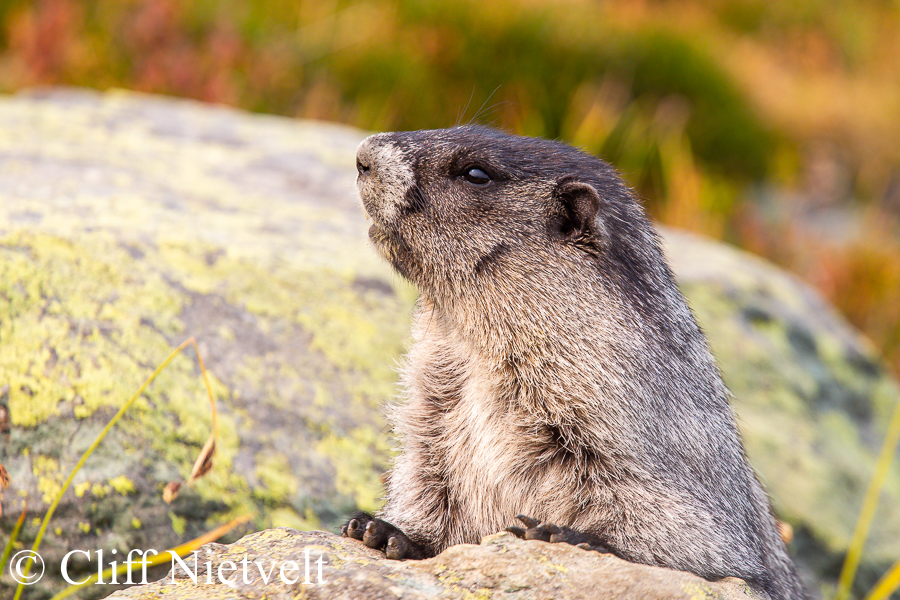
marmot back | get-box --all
[343,126,806,600]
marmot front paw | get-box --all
[341,511,427,560]
[505,514,612,553]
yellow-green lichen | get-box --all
[253,453,299,505]
[315,427,392,514]
[32,455,62,504]
[109,475,135,495]
[31,455,59,476]
[268,508,320,531]
[438,571,463,585]
[681,580,721,600]
[0,231,185,428]
[74,481,92,498]
[536,554,570,574]
[170,513,187,536]
[461,589,494,600]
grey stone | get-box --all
[107,528,767,600]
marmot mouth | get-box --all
[359,197,377,223]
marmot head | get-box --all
[355,126,674,332]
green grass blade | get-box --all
[1,502,28,577]
[836,394,900,600]
[864,556,900,600]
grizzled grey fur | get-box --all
[345,126,805,600]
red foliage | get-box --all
[8,0,84,85]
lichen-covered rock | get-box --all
[0,88,410,599]
[107,528,766,600]
[0,88,897,600]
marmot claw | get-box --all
[508,514,611,553]
[340,511,427,560]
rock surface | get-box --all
[0,88,898,599]
[107,528,765,600]
[0,88,409,599]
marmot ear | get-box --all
[549,180,606,244]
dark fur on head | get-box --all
[353,126,805,600]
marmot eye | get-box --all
[462,167,491,186]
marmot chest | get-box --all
[431,366,578,535]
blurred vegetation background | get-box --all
[1,0,898,374]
